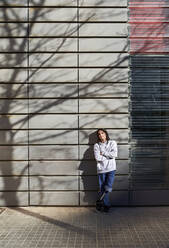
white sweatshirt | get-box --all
[94,140,118,174]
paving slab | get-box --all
[0,207,168,248]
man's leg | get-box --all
[104,170,116,207]
[98,173,106,199]
[96,173,107,211]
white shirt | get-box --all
[94,140,118,174]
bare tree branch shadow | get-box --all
[0,0,129,207]
[11,207,96,238]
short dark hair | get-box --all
[96,128,110,142]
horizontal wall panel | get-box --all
[79,53,128,67]
[130,56,169,68]
[130,69,169,83]
[30,23,77,37]
[79,160,129,175]
[30,176,78,190]
[79,23,128,37]
[29,161,78,175]
[79,99,128,113]
[130,7,169,23]
[0,161,28,176]
[0,130,28,145]
[79,114,129,128]
[29,53,77,67]
[131,116,169,128]
[130,190,169,205]
[130,23,169,38]
[29,84,78,98]
[0,38,27,52]
[130,39,169,54]
[116,160,129,174]
[29,69,77,83]
[79,38,128,52]
[131,94,169,101]
[29,38,77,52]
[79,8,127,22]
[131,101,169,112]
[130,164,168,189]
[116,176,129,190]
[29,8,77,22]
[0,192,28,206]
[29,145,78,160]
[79,68,129,82]
[80,145,129,160]
[29,130,78,144]
[0,69,27,83]
[0,176,28,190]
[29,99,78,114]
[0,115,28,130]
[80,175,129,190]
[79,83,128,98]
[0,53,27,68]
[130,146,169,158]
[131,131,169,141]
[0,84,27,99]
[0,100,28,114]
[80,0,127,7]
[0,146,28,160]
[79,129,129,144]
[79,160,97,175]
[30,192,78,205]
[0,8,27,21]
[129,0,169,7]
[109,191,129,205]
[80,191,128,205]
[29,0,76,7]
[0,0,27,6]
[29,114,78,129]
[0,23,28,37]
[130,85,169,100]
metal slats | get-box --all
[130,55,169,190]
[129,1,169,192]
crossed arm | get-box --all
[94,141,118,162]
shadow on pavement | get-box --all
[11,207,95,237]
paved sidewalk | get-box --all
[0,207,168,248]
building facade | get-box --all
[0,0,168,206]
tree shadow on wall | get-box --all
[0,0,129,207]
[79,131,98,206]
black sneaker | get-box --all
[96,199,104,212]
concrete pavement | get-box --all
[0,206,168,248]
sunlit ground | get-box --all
[0,207,168,248]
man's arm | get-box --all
[103,141,118,159]
[94,143,107,162]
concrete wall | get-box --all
[0,0,129,206]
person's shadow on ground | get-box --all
[79,131,99,205]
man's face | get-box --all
[98,130,107,142]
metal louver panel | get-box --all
[130,55,169,190]
[129,0,169,191]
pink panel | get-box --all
[129,0,169,54]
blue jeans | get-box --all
[98,170,115,207]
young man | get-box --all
[94,129,118,212]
